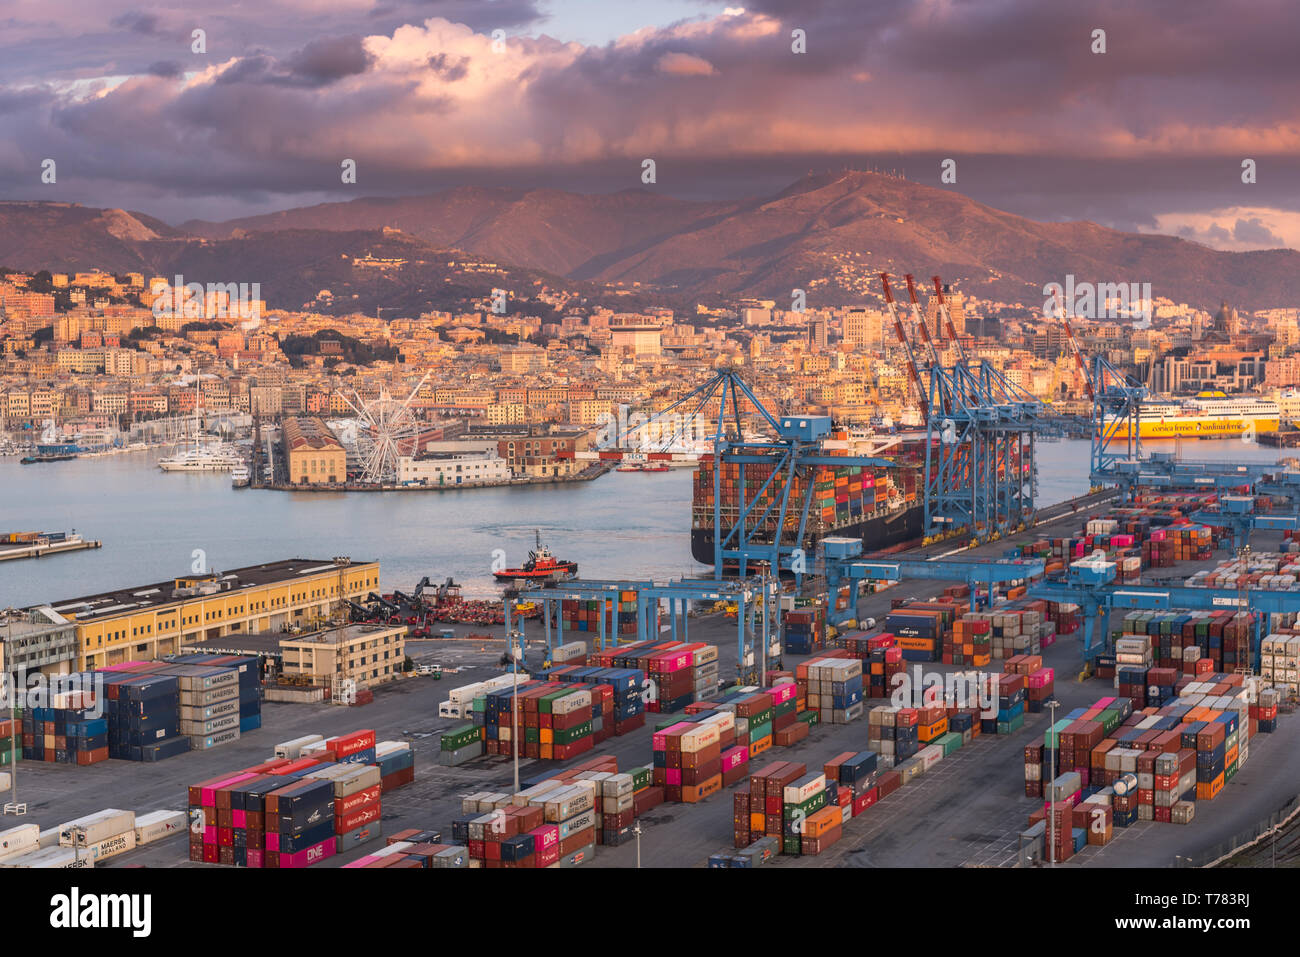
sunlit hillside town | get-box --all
[3,266,1300,482]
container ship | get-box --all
[690,433,927,568]
[1104,392,1280,439]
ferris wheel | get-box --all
[336,373,429,483]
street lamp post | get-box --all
[1048,698,1059,867]
[507,624,522,794]
[2,619,19,816]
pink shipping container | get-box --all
[767,684,797,705]
[721,745,748,771]
[655,650,694,672]
[530,824,559,850]
[203,773,256,806]
[232,810,246,828]
[246,849,264,869]
[343,855,381,869]
[279,839,335,868]
[1028,667,1055,689]
[652,722,696,750]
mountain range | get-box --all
[4,171,1300,312]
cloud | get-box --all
[145,61,182,79]
[1150,207,1300,251]
[287,36,373,84]
[0,1,1298,233]
[655,52,716,76]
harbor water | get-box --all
[2,438,1292,607]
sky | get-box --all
[1,0,1298,250]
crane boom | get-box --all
[930,276,968,365]
[880,273,930,420]
[1057,291,1095,401]
[904,274,940,367]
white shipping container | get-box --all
[185,684,239,707]
[84,830,137,862]
[0,845,94,868]
[134,810,186,845]
[275,734,324,761]
[59,810,136,847]
[375,741,410,759]
[179,712,240,736]
[0,823,39,859]
[553,641,587,663]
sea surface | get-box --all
[2,437,1292,607]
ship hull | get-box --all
[691,502,926,567]
[1104,416,1279,439]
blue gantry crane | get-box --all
[1066,305,1291,501]
[504,575,783,684]
[607,364,899,581]
[880,274,1048,545]
[818,536,1045,626]
[1028,551,1300,667]
[1188,495,1300,550]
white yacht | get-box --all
[231,464,251,487]
[159,445,246,472]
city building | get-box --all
[397,449,510,486]
[283,416,346,484]
[278,623,406,690]
[0,607,79,678]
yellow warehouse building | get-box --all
[46,557,380,670]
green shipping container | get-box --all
[441,723,482,751]
[631,766,653,791]
[749,720,772,742]
[798,710,819,726]
[936,732,963,756]
[782,835,801,855]
[1043,718,1072,748]
[554,721,593,745]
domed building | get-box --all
[1212,301,1241,337]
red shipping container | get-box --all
[335,798,382,835]
[326,729,376,759]
[335,784,383,816]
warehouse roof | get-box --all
[43,558,377,622]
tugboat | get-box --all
[492,531,578,584]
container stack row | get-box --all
[588,639,719,714]
[1021,678,1281,860]
[187,729,416,867]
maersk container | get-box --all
[59,809,135,847]
[191,728,240,751]
[181,700,240,722]
[84,830,137,862]
[180,713,240,736]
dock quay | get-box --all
[0,532,101,562]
